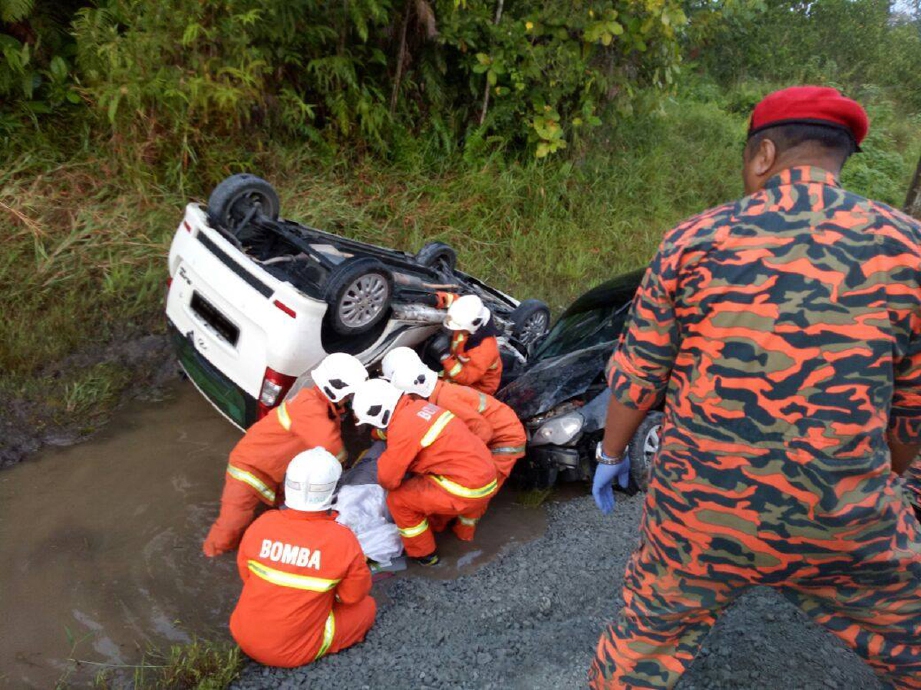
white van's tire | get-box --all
[208,174,280,234]
[325,258,394,336]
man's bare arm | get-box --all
[888,432,921,475]
[601,396,649,458]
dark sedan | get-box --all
[497,269,663,490]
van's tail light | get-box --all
[256,367,298,419]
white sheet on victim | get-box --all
[334,484,403,566]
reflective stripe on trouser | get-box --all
[588,523,921,689]
[387,475,492,557]
[489,446,526,483]
[452,514,481,542]
[227,464,276,504]
[429,474,497,499]
[315,611,336,661]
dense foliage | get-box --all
[684,0,921,108]
[2,0,688,165]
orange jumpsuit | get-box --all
[203,386,347,556]
[427,379,527,538]
[435,291,503,395]
[230,509,376,667]
[441,331,503,395]
[378,396,497,557]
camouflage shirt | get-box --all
[609,166,921,573]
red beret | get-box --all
[748,86,869,147]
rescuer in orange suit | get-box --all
[429,293,503,395]
[351,378,498,566]
[230,447,376,667]
[381,347,527,539]
[202,353,368,557]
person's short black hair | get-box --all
[746,123,857,165]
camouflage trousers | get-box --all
[589,487,921,689]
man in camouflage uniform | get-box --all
[589,86,921,689]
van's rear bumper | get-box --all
[169,323,258,429]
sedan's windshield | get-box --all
[532,303,630,361]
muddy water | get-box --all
[0,384,548,688]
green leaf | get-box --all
[535,142,551,158]
[50,56,68,82]
[107,94,121,124]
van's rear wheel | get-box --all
[208,174,280,235]
[325,258,393,336]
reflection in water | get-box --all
[0,384,548,688]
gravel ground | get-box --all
[233,494,883,690]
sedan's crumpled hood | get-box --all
[497,344,610,420]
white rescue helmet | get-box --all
[382,347,437,398]
[312,352,368,404]
[352,379,404,429]
[284,447,342,512]
[444,294,490,333]
[381,347,423,380]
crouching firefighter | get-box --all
[382,347,526,539]
[230,448,376,667]
[203,353,368,557]
[352,378,498,566]
[429,293,503,395]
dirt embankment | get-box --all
[0,333,178,469]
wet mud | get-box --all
[0,383,549,688]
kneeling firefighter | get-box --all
[429,294,503,395]
[230,448,376,667]
[382,347,526,539]
[352,378,498,566]
[203,353,368,557]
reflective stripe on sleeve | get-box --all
[315,611,336,661]
[420,411,455,447]
[477,393,488,413]
[446,362,463,379]
[277,402,293,431]
[398,519,430,538]
[487,360,499,371]
[227,464,276,503]
[458,516,479,526]
[491,445,526,455]
[430,475,498,499]
[247,560,341,592]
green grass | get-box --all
[1,88,919,427]
[82,639,242,690]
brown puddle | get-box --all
[0,384,549,688]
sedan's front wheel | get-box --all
[628,410,664,492]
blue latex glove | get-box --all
[591,450,631,515]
